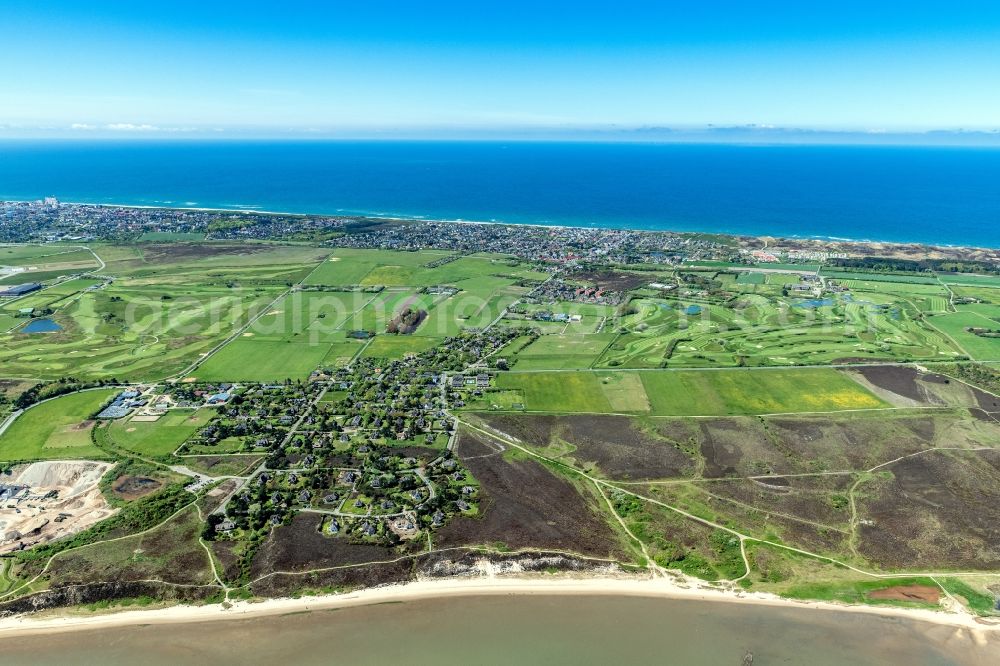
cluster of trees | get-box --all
[966,327,1000,339]
[386,307,427,334]
[948,362,1000,393]
[13,378,116,410]
[828,257,1000,275]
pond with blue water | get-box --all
[20,318,63,333]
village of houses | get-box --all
[71,328,522,552]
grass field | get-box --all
[0,389,117,461]
[44,504,215,586]
[0,313,20,333]
[735,272,766,285]
[950,285,1000,303]
[0,245,94,264]
[304,251,538,337]
[359,334,440,360]
[0,269,75,285]
[107,409,215,457]
[304,248,452,286]
[323,340,367,366]
[819,270,940,285]
[684,261,820,273]
[194,339,331,381]
[926,310,1000,361]
[93,243,330,285]
[0,278,103,314]
[514,332,616,369]
[937,273,1000,287]
[247,291,369,342]
[491,368,887,416]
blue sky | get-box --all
[2,1,1000,138]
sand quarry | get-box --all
[0,460,116,555]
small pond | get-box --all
[793,298,836,308]
[20,318,62,333]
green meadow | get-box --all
[927,309,1000,361]
[193,339,332,381]
[0,389,117,461]
[107,409,215,457]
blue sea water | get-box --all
[1,140,999,247]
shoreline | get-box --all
[1,574,997,640]
[2,198,994,251]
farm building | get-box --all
[96,389,146,419]
[96,404,131,419]
[205,392,231,405]
[0,283,42,297]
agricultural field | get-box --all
[489,368,887,416]
[0,388,117,461]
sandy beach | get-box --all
[2,574,998,640]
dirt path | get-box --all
[456,418,1000,583]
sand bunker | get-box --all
[0,460,116,554]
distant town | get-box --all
[5,198,1000,269]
